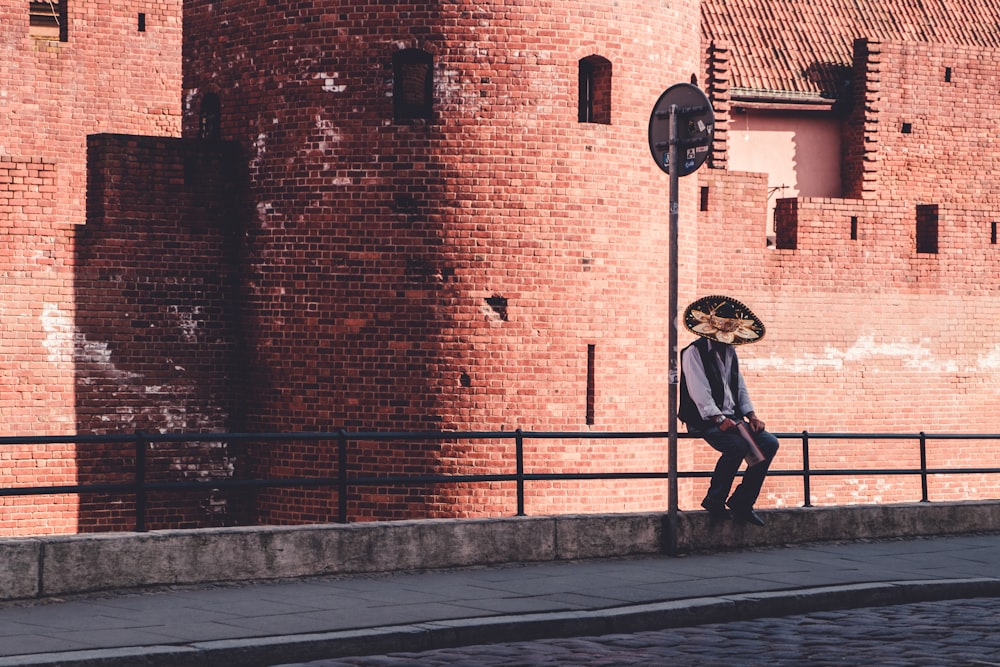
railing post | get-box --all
[801,430,811,508]
[134,431,148,532]
[338,429,349,523]
[919,431,929,502]
[515,429,525,516]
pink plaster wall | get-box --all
[727,110,843,238]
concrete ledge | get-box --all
[676,500,1000,553]
[28,513,663,600]
[1,501,996,601]
[0,539,39,599]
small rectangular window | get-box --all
[138,12,146,32]
[700,186,710,212]
[850,216,858,240]
[916,204,939,254]
[393,49,433,122]
[991,221,997,245]
[30,0,66,41]
[578,56,612,125]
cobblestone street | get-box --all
[279,598,1000,666]
[4,534,999,666]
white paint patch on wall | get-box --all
[169,305,202,343]
[314,72,345,93]
[256,201,275,226]
[815,478,884,506]
[976,344,1000,370]
[74,336,142,384]
[313,116,343,152]
[745,335,963,374]
[438,65,482,114]
[41,303,74,364]
[253,132,267,159]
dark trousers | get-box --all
[700,423,779,510]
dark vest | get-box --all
[678,338,743,431]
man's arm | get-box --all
[681,346,725,423]
[736,370,765,432]
[736,370,754,417]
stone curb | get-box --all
[6,501,1000,602]
[4,578,998,667]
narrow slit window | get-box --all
[578,56,612,124]
[700,186,710,212]
[198,93,221,140]
[916,204,939,254]
[30,0,67,41]
[393,49,434,122]
[991,221,997,245]
[138,12,146,32]
[586,344,596,425]
[850,216,858,240]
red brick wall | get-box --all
[0,0,182,225]
[0,0,182,535]
[183,0,703,522]
[0,157,78,534]
[74,133,246,530]
[0,158,71,435]
[860,40,1000,205]
[6,4,1000,534]
[692,39,1000,510]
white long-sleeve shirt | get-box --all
[681,341,754,421]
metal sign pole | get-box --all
[666,104,680,556]
[647,83,714,557]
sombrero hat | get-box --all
[683,295,765,345]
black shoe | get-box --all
[700,499,732,521]
[730,507,765,527]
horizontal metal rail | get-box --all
[1,430,999,531]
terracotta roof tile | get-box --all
[702,0,1000,101]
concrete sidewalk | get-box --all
[0,532,998,667]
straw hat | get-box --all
[683,295,765,345]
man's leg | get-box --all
[701,429,746,513]
[727,429,780,511]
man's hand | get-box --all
[719,417,735,432]
[747,413,765,432]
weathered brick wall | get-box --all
[0,0,182,535]
[5,4,1000,534]
[0,0,182,226]
[183,0,703,522]
[0,157,78,535]
[861,40,1000,206]
[74,134,247,531]
[692,39,1000,510]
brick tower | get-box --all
[181,1,704,522]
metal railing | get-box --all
[2,429,1000,533]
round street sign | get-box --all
[648,83,715,177]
